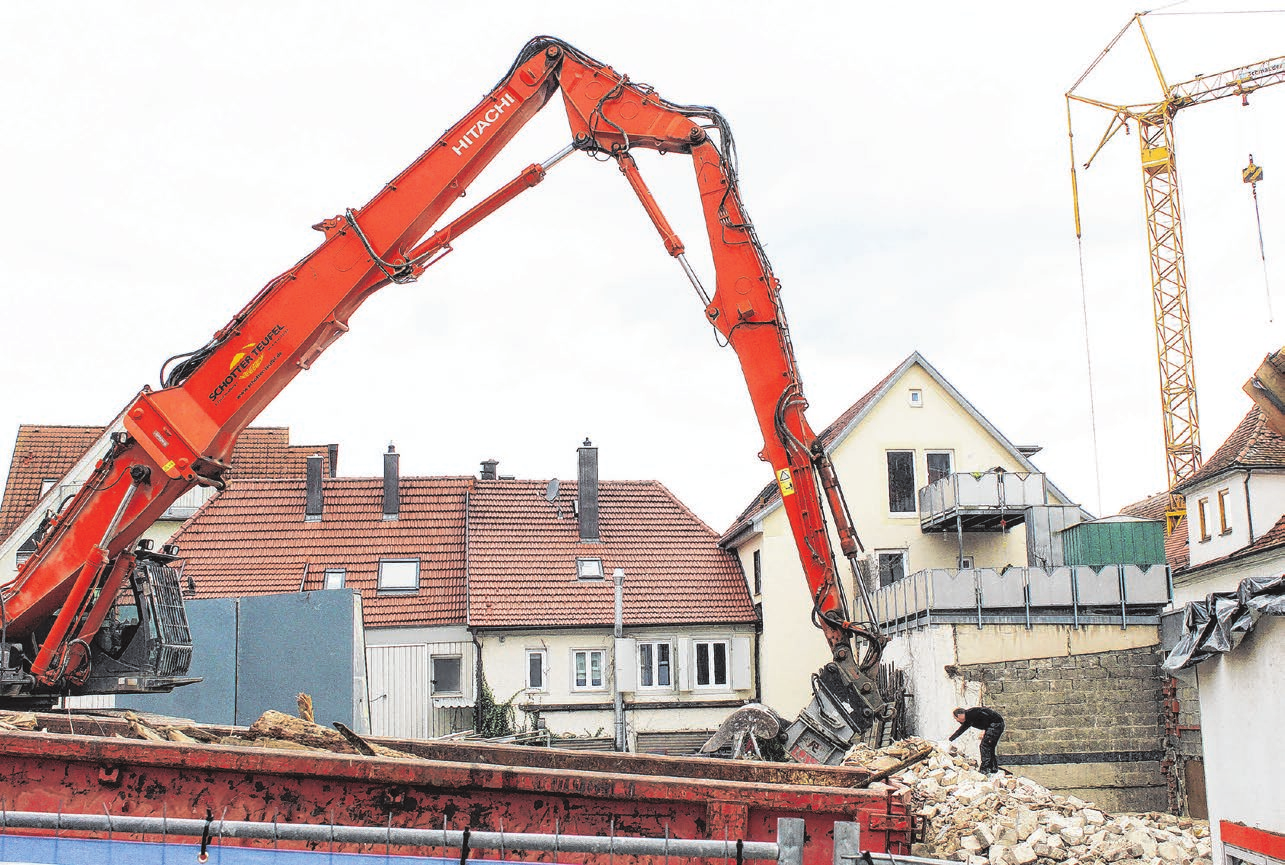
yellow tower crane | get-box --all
[1067,13,1285,534]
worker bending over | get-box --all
[948,706,1005,775]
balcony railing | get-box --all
[160,485,216,521]
[870,564,1171,632]
[918,471,1048,532]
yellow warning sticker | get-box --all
[777,468,795,496]
[161,460,176,474]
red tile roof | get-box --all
[170,474,753,631]
[0,425,335,538]
[1118,491,1189,572]
[172,477,470,628]
[0,425,103,538]
[1177,406,1285,491]
[467,480,754,628]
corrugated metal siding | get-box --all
[367,641,474,740]
[1063,521,1166,566]
[636,730,713,756]
[368,644,429,738]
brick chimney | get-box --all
[578,438,599,543]
[383,443,400,520]
[480,459,499,481]
[305,453,324,522]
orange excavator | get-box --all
[1,37,888,754]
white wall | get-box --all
[1197,614,1284,861]
[882,626,983,760]
[1185,469,1285,570]
[479,624,756,745]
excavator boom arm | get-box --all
[4,38,884,730]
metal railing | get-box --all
[917,472,1048,525]
[871,564,1172,631]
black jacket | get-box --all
[949,707,1004,741]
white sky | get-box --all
[2,2,1284,532]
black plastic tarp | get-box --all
[1162,575,1285,673]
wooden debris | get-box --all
[297,693,314,723]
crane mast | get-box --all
[1068,13,1285,533]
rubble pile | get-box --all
[842,738,1212,865]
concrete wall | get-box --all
[955,643,1167,813]
[1198,614,1284,861]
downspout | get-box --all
[1244,470,1256,544]
[614,568,626,752]
[465,487,482,726]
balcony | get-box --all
[918,471,1048,533]
[869,564,1172,633]
[160,485,216,521]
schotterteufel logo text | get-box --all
[452,92,517,157]
[208,324,285,402]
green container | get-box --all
[1060,517,1166,567]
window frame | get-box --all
[637,640,674,690]
[925,450,953,486]
[576,557,604,580]
[526,648,547,691]
[1197,497,1211,543]
[876,550,908,588]
[322,568,346,590]
[693,639,730,689]
[908,388,923,407]
[377,558,420,593]
[751,549,762,595]
[886,450,916,515]
[430,654,463,696]
[572,648,606,691]
[1217,488,1231,535]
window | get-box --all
[39,478,57,497]
[694,640,729,688]
[431,655,462,695]
[378,559,419,592]
[1197,498,1210,542]
[958,555,974,569]
[322,568,346,590]
[1217,489,1231,534]
[576,557,604,580]
[752,549,762,595]
[573,649,605,690]
[886,451,915,514]
[926,451,953,485]
[908,389,923,407]
[526,649,546,690]
[638,641,672,689]
[877,551,907,587]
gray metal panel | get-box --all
[1122,565,1170,604]
[116,596,238,724]
[928,570,977,610]
[978,568,1025,607]
[367,643,429,738]
[1028,567,1075,607]
[234,590,362,728]
[1074,566,1122,606]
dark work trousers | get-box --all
[979,721,1004,774]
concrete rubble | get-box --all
[841,738,1212,865]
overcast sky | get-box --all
[2,2,1284,532]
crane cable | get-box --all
[1244,155,1274,324]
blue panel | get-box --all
[234,591,359,728]
[117,597,239,724]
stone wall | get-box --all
[954,646,1167,813]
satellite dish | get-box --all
[545,479,560,502]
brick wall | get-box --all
[956,646,1167,813]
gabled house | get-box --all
[721,352,1085,721]
[723,352,1173,812]
[0,423,336,579]
[170,441,757,750]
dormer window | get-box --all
[576,557,604,580]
